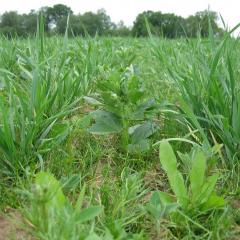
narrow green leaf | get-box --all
[89,110,123,134]
[75,184,86,211]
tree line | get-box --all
[0,4,222,38]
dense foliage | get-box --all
[0,15,239,240]
[0,4,222,37]
[132,10,222,37]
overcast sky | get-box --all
[0,0,239,28]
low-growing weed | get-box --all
[85,65,160,154]
[147,141,226,238]
[24,172,102,240]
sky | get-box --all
[0,0,239,28]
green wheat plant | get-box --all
[0,16,100,177]
[152,25,240,166]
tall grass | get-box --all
[0,23,238,239]
[152,27,240,166]
[0,17,102,177]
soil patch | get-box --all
[0,210,31,240]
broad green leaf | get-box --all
[35,172,66,210]
[83,96,102,106]
[145,191,163,219]
[85,233,101,240]
[145,203,162,219]
[131,99,157,120]
[160,141,188,207]
[78,114,93,129]
[128,139,150,153]
[128,124,141,135]
[160,141,178,174]
[89,110,123,134]
[200,192,225,211]
[100,91,122,116]
[190,149,206,201]
[130,121,157,144]
[158,191,174,205]
[128,86,145,104]
[146,191,178,219]
[163,203,179,215]
[150,191,162,206]
[75,206,102,223]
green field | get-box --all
[0,28,240,239]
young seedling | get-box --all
[24,172,102,239]
[146,141,225,236]
[159,141,224,213]
[85,64,159,153]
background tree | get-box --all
[132,11,185,38]
[0,11,23,37]
[0,5,222,38]
[132,10,221,38]
[58,9,113,36]
[40,4,72,32]
[186,10,222,37]
[80,9,113,36]
[185,15,200,37]
[110,21,131,37]
[132,11,155,37]
[57,14,84,36]
[46,4,72,25]
[196,10,222,37]
[21,10,38,35]
[161,14,186,38]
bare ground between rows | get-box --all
[0,210,31,240]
